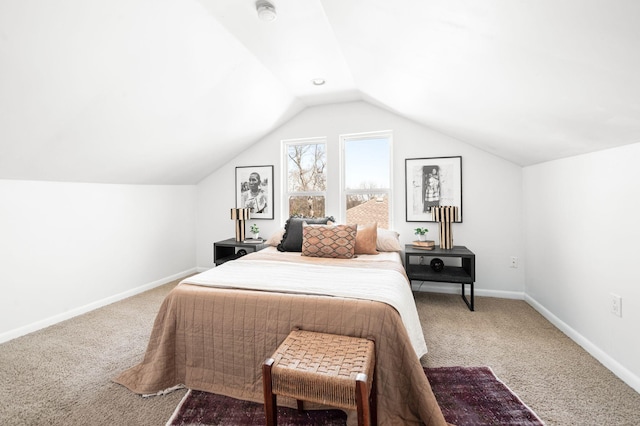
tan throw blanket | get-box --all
[114,250,448,426]
[182,254,427,358]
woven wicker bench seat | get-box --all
[262,329,376,426]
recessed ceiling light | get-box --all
[256,0,277,22]
[312,78,326,86]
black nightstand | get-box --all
[404,245,476,311]
[213,238,266,266]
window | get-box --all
[284,138,327,217]
[342,132,392,228]
[282,132,392,225]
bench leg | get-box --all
[356,373,371,426]
[370,368,377,426]
[263,358,278,426]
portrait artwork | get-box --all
[235,165,274,220]
[405,156,462,222]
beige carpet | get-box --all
[416,292,640,425]
[0,279,638,425]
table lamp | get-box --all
[231,208,251,242]
[432,206,459,249]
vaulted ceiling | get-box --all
[1,0,638,184]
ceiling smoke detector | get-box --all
[256,0,277,22]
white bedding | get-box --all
[181,251,428,358]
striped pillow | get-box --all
[302,224,357,259]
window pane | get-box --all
[289,196,325,218]
[346,193,388,229]
[287,144,326,192]
[344,138,389,190]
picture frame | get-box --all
[405,156,462,222]
[235,165,274,220]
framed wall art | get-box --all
[405,156,462,222]
[235,165,274,220]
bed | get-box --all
[114,238,448,425]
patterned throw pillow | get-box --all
[277,216,335,252]
[302,224,357,259]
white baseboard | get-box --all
[0,267,198,345]
[526,294,640,394]
[415,282,640,393]
[411,281,525,300]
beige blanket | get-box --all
[114,249,448,425]
[182,250,427,358]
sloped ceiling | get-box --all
[1,0,638,184]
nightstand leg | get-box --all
[461,282,474,311]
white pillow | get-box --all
[265,229,285,246]
[376,228,402,252]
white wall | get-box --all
[0,180,197,342]
[196,101,525,297]
[524,143,640,392]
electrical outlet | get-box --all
[419,256,424,265]
[510,256,518,268]
[611,293,622,317]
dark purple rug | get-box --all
[166,366,544,426]
[427,367,544,426]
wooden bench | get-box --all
[262,329,376,426]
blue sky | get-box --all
[344,137,390,189]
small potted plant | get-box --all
[414,227,429,241]
[250,223,260,239]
